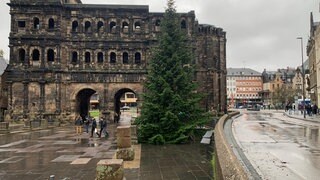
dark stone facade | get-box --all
[3,0,226,122]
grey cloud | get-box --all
[0,0,318,72]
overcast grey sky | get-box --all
[0,0,318,72]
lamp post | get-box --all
[297,37,306,118]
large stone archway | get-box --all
[113,88,138,115]
[75,88,96,118]
[66,83,144,122]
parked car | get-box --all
[121,106,130,110]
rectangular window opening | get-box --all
[18,21,26,28]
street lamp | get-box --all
[297,37,306,118]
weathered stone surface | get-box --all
[214,111,249,180]
[116,147,135,161]
[4,0,227,123]
[117,137,131,148]
[96,159,124,180]
[130,125,137,137]
[131,125,138,144]
[117,126,131,137]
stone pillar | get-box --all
[116,126,135,161]
[96,159,124,180]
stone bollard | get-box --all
[116,126,135,161]
[96,159,124,180]
[0,122,9,134]
[117,126,131,148]
[41,119,48,128]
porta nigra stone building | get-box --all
[3,0,226,122]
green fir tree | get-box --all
[135,0,209,144]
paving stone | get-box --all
[70,158,91,164]
[51,155,81,162]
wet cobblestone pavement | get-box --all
[0,114,214,180]
[0,125,118,180]
[136,144,213,180]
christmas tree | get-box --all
[135,0,209,144]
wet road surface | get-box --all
[232,110,320,180]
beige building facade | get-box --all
[307,12,320,107]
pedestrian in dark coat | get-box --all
[90,118,97,138]
[97,118,107,138]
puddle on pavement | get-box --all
[0,129,56,146]
[88,142,100,147]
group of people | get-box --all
[74,115,108,138]
[285,102,319,116]
[304,104,319,116]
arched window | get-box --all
[85,52,91,63]
[181,20,187,29]
[33,17,40,29]
[71,51,78,63]
[48,18,55,29]
[47,49,55,62]
[85,21,91,33]
[110,21,116,32]
[134,21,141,29]
[72,21,78,32]
[97,21,104,32]
[32,49,40,61]
[134,52,141,64]
[122,52,129,64]
[110,52,116,63]
[19,48,26,62]
[122,21,129,29]
[97,52,104,63]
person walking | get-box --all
[90,118,97,138]
[74,116,83,135]
[97,117,107,138]
[84,116,90,133]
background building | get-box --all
[227,68,262,108]
[260,67,309,109]
[307,12,320,107]
[0,56,8,122]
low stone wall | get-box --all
[214,111,248,180]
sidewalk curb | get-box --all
[283,113,320,123]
